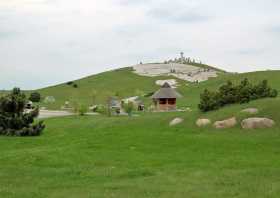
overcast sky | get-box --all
[0,0,280,90]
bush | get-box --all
[78,104,87,116]
[66,81,73,85]
[124,101,134,116]
[0,88,45,136]
[198,79,278,112]
[29,92,41,102]
[198,89,220,112]
[73,84,78,88]
[95,105,106,114]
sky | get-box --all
[0,0,280,90]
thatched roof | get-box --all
[151,82,182,99]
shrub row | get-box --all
[199,79,278,112]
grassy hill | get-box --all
[1,64,280,197]
[0,97,280,197]
[34,65,280,111]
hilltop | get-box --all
[31,60,226,109]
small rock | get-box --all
[241,108,259,114]
[169,117,184,126]
[213,117,237,129]
[241,118,275,129]
[196,118,211,127]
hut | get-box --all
[151,82,182,111]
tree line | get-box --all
[199,79,278,112]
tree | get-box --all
[270,89,278,98]
[29,92,41,102]
[124,101,134,116]
[219,81,237,105]
[78,104,88,116]
[198,89,220,112]
[199,79,278,112]
[0,88,45,136]
[237,78,253,103]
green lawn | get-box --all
[1,97,280,197]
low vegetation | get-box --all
[199,78,278,112]
[0,88,45,136]
[29,92,41,102]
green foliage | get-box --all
[124,101,134,116]
[78,104,88,116]
[0,88,45,136]
[73,84,78,88]
[66,81,74,85]
[198,89,220,112]
[199,79,278,112]
[95,105,106,115]
[71,101,88,115]
[29,92,41,102]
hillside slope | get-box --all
[35,65,280,110]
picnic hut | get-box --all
[151,82,182,111]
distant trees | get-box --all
[66,81,78,88]
[29,92,41,102]
[0,88,45,136]
[199,79,278,112]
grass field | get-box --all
[1,66,280,197]
[0,97,280,197]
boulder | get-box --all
[241,108,259,114]
[241,118,275,129]
[169,118,184,126]
[196,119,211,127]
[213,117,237,129]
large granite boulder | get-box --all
[196,118,211,127]
[169,118,184,126]
[213,117,237,129]
[241,118,275,129]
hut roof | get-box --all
[151,82,182,99]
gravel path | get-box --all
[38,110,74,119]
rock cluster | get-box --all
[196,119,211,127]
[241,118,275,129]
[213,117,237,129]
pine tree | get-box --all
[0,88,45,136]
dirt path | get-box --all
[38,110,74,119]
